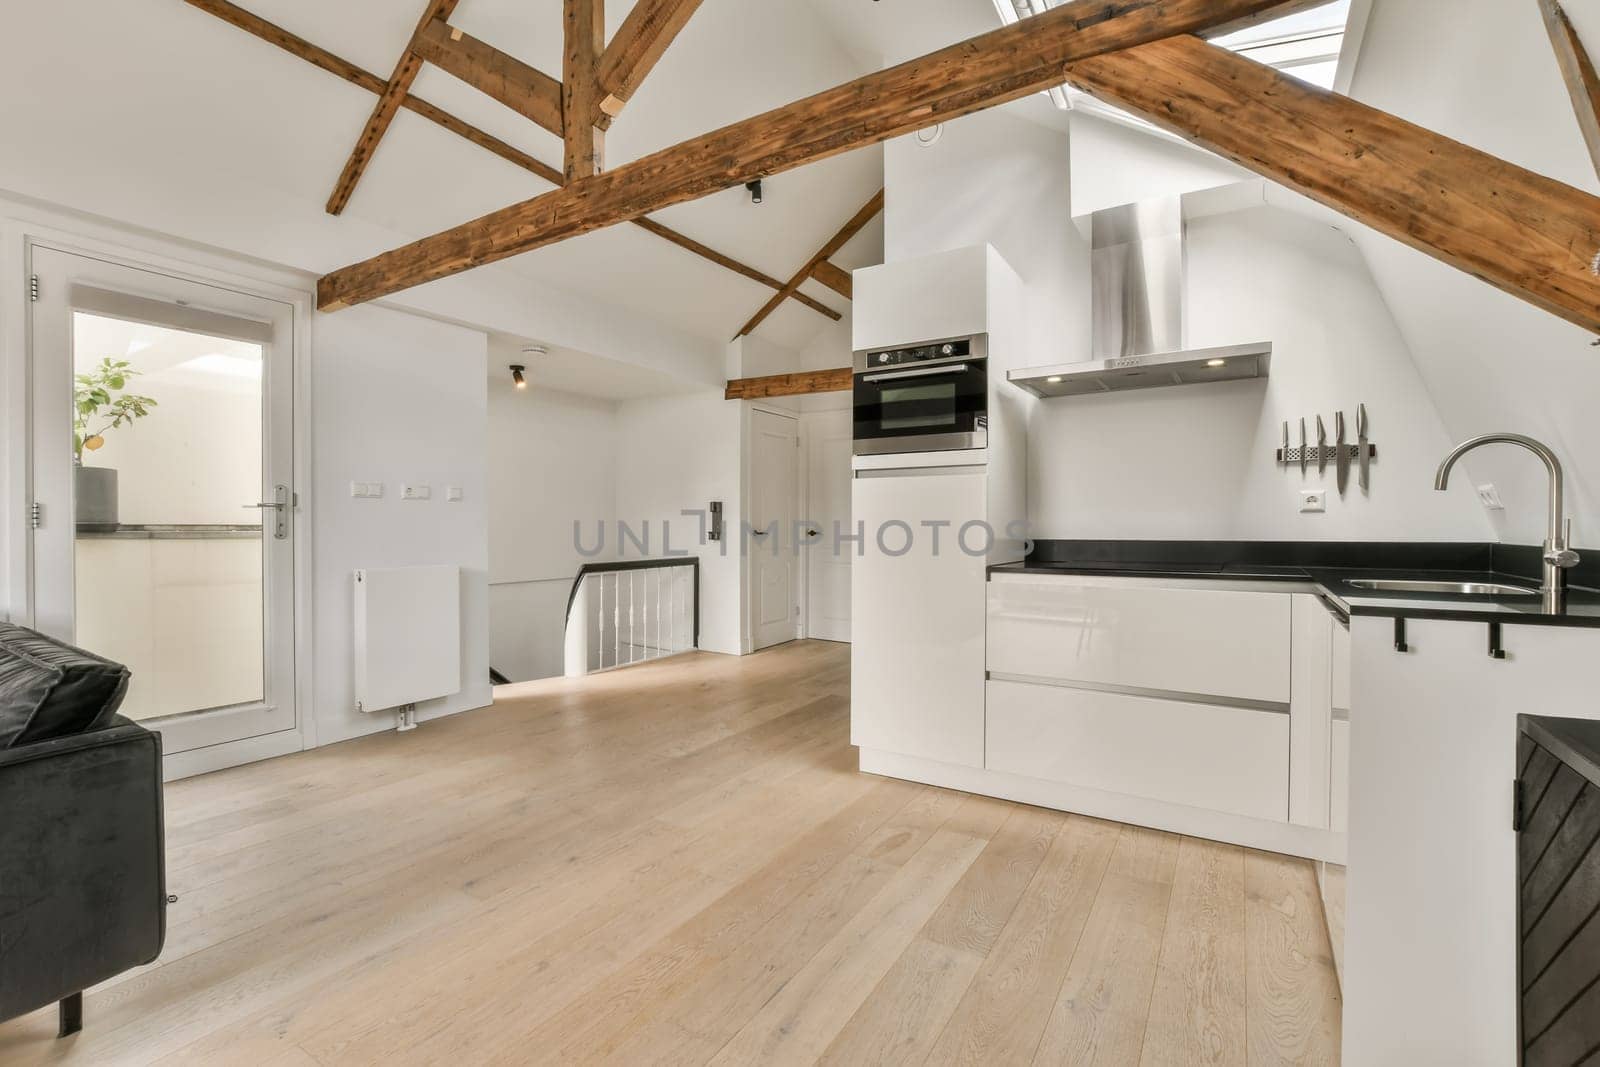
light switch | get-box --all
[350,481,365,498]
[1476,483,1505,510]
[401,484,431,501]
[1299,489,1326,513]
[369,482,384,499]
[446,486,464,502]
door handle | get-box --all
[243,485,290,540]
[807,528,820,537]
[862,363,969,383]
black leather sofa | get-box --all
[0,623,165,1038]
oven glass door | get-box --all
[853,360,987,454]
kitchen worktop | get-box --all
[990,539,1600,628]
[1521,714,1600,789]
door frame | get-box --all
[1,207,318,776]
[739,402,802,654]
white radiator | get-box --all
[353,565,462,713]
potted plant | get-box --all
[74,357,157,529]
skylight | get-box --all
[990,0,1353,112]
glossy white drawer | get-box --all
[985,679,1290,822]
[987,578,1292,703]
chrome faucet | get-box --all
[1434,433,1579,612]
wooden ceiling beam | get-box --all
[735,189,882,338]
[1064,35,1600,334]
[810,260,852,300]
[563,0,606,181]
[1539,0,1600,181]
[325,0,461,215]
[594,0,705,126]
[318,0,1298,310]
[412,18,565,138]
[182,0,839,319]
[724,368,852,401]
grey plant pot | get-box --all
[75,465,119,529]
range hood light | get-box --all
[1046,375,1063,383]
[1206,358,1227,367]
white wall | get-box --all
[1031,204,1493,540]
[881,104,1491,543]
[488,383,618,682]
[311,305,490,745]
[614,390,744,655]
[1344,0,1600,548]
[1067,112,1248,218]
[885,109,1087,366]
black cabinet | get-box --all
[1518,715,1600,1066]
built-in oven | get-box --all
[852,334,988,456]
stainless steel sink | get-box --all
[1345,578,1539,596]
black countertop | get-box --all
[990,540,1600,629]
[1522,716,1600,789]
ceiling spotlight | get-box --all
[509,364,527,389]
[746,179,763,205]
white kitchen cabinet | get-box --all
[1329,618,1351,834]
[986,678,1291,821]
[986,575,1291,703]
[1331,618,1352,714]
[851,465,987,767]
[1330,717,1350,834]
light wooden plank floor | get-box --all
[0,640,1340,1065]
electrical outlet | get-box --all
[1300,489,1326,513]
[401,484,431,501]
[1477,483,1505,510]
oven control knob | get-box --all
[941,343,955,355]
[878,353,889,364]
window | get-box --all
[990,0,1353,114]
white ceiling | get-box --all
[222,0,890,353]
[486,333,699,402]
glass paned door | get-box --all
[29,246,296,755]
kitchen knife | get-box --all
[1357,403,1369,491]
[1336,410,1349,495]
[1316,415,1327,475]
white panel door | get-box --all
[851,464,987,767]
[28,246,297,755]
[802,409,852,643]
[749,409,799,650]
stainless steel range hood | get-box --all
[1009,198,1271,398]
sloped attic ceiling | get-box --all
[1344,0,1600,547]
[0,0,883,354]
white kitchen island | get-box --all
[1343,613,1600,1064]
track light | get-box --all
[509,364,527,389]
[746,179,763,205]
